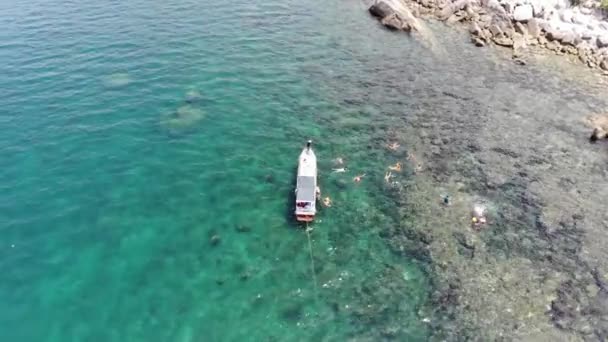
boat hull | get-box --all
[295,144,317,222]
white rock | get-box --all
[527,18,542,37]
[598,35,608,48]
[581,30,594,40]
[580,7,592,15]
[528,0,545,17]
[559,9,573,23]
[513,4,534,21]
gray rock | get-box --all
[369,1,395,18]
[369,0,420,32]
[513,4,534,22]
[470,22,482,36]
[438,5,455,20]
[513,33,527,50]
[381,14,405,30]
[528,0,545,17]
[447,12,466,24]
[515,21,528,37]
[560,32,578,46]
[452,0,471,11]
[571,13,586,25]
[473,36,486,46]
[478,14,493,28]
[546,29,566,42]
[185,90,203,104]
[527,19,541,38]
[581,30,594,41]
[546,40,561,51]
[597,35,608,48]
[494,36,514,47]
[559,9,573,23]
[420,0,433,7]
[489,24,503,37]
[601,59,608,71]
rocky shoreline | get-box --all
[368,0,608,73]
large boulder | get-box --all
[369,0,421,32]
[381,13,406,30]
[546,28,567,42]
[159,105,206,135]
[527,19,541,38]
[585,114,608,142]
[513,4,534,22]
[369,1,396,18]
[597,35,608,48]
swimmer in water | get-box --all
[384,171,393,183]
[353,174,365,183]
[387,142,400,151]
[388,162,402,172]
[334,157,344,165]
[332,167,348,173]
[322,196,332,207]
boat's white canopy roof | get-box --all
[296,176,316,202]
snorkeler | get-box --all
[387,142,400,151]
[388,162,402,172]
[332,167,348,173]
[322,196,332,207]
[353,174,365,183]
[384,171,393,183]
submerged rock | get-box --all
[103,73,132,88]
[185,89,204,104]
[159,105,206,135]
[235,224,252,233]
[210,234,221,246]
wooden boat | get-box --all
[295,140,318,222]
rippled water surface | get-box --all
[3,0,608,340]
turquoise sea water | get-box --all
[0,0,435,340]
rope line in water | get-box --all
[305,223,318,301]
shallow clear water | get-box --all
[0,0,433,340]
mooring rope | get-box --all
[305,223,319,300]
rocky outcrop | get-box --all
[369,0,422,31]
[159,104,206,136]
[585,114,608,142]
[387,0,608,72]
[368,0,445,56]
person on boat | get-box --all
[322,196,332,207]
[353,174,365,183]
[315,186,321,200]
[332,167,348,173]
